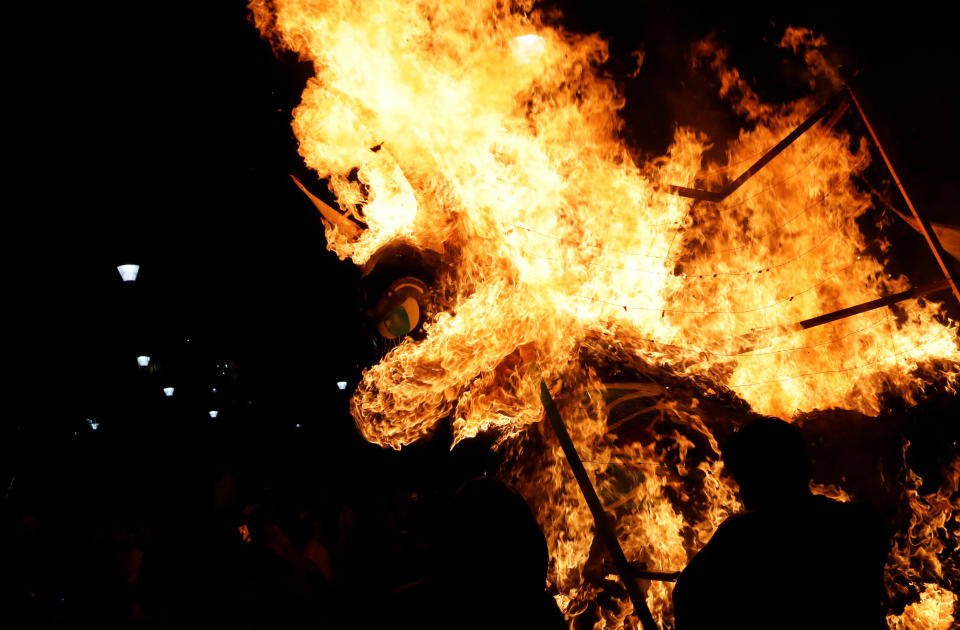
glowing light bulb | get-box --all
[337,381,348,390]
[163,387,174,397]
[137,355,151,367]
[209,410,219,418]
[117,264,140,282]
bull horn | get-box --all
[290,174,361,240]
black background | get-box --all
[9,0,958,623]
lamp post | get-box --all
[117,264,140,282]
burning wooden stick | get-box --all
[795,279,951,329]
[630,566,681,582]
[539,381,661,630]
[669,90,848,202]
[733,279,952,353]
[669,83,959,308]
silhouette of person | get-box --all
[398,478,566,630]
[672,418,889,629]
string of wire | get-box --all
[728,335,940,388]
[573,323,944,395]
[579,311,896,359]
[689,106,849,178]
[496,142,839,244]
[690,143,773,177]
[532,219,849,280]
[501,133,851,261]
[563,253,862,315]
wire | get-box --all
[687,190,834,258]
[728,336,939,388]
[567,253,861,316]
[584,311,896,359]
[501,187,866,280]
[534,221,846,280]
[682,222,843,277]
[691,144,774,177]
[689,118,843,180]
[717,313,895,358]
[712,137,846,212]
[498,142,863,266]
[572,324,946,401]
[502,183,833,263]
[581,458,663,468]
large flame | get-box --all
[252,2,959,626]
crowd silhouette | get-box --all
[4,417,894,628]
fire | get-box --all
[252,2,959,627]
[889,583,957,630]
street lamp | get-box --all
[337,381,348,390]
[163,387,175,397]
[137,355,151,367]
[117,264,140,282]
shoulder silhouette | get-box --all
[673,418,889,629]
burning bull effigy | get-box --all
[251,1,959,627]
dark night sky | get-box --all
[6,4,957,624]
[20,1,959,480]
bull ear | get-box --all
[870,183,960,261]
[931,223,960,262]
[290,174,361,240]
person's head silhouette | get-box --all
[443,478,548,593]
[722,418,811,510]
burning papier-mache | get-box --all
[252,2,959,627]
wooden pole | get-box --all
[728,279,951,354]
[722,91,848,197]
[539,381,660,630]
[796,279,951,330]
[669,91,847,202]
[845,85,960,306]
[630,566,681,583]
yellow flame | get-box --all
[252,2,959,626]
[888,583,956,630]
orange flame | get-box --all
[252,2,959,626]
